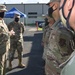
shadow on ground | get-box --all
[7,31,45,75]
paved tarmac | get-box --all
[6,26,45,75]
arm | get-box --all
[0,26,8,44]
[7,23,15,36]
[20,22,25,33]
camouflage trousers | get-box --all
[0,54,6,75]
[45,49,61,75]
[8,39,23,61]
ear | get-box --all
[68,0,73,10]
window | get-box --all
[28,12,37,18]
[28,12,37,15]
[28,16,37,18]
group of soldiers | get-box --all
[0,4,25,75]
[42,0,75,75]
[0,0,75,75]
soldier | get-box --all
[41,15,49,58]
[41,15,49,45]
[8,13,25,70]
[0,4,10,75]
[42,13,55,60]
[59,0,75,75]
[45,0,74,75]
[44,7,55,75]
[41,15,50,69]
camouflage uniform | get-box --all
[45,19,74,75]
[42,25,51,60]
[42,18,49,40]
[8,21,24,61]
[0,5,10,75]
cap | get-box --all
[46,0,60,5]
[14,13,20,18]
[0,4,7,12]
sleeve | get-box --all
[0,26,8,44]
[42,27,46,43]
[58,27,74,56]
[20,22,25,33]
[7,22,13,31]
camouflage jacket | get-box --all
[0,19,10,55]
[42,25,51,44]
[8,21,24,41]
[47,19,74,74]
[44,25,51,45]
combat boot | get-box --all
[18,58,25,68]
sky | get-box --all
[0,0,50,4]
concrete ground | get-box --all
[6,26,45,75]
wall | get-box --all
[5,3,49,25]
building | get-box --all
[5,3,49,25]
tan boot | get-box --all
[18,58,25,68]
[18,64,25,68]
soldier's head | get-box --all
[59,0,75,30]
[14,13,20,22]
[47,7,55,27]
[46,0,60,21]
[0,4,7,18]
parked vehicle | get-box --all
[38,22,45,28]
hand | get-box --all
[9,29,15,36]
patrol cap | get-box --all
[46,0,60,5]
[14,13,20,18]
[0,4,7,12]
